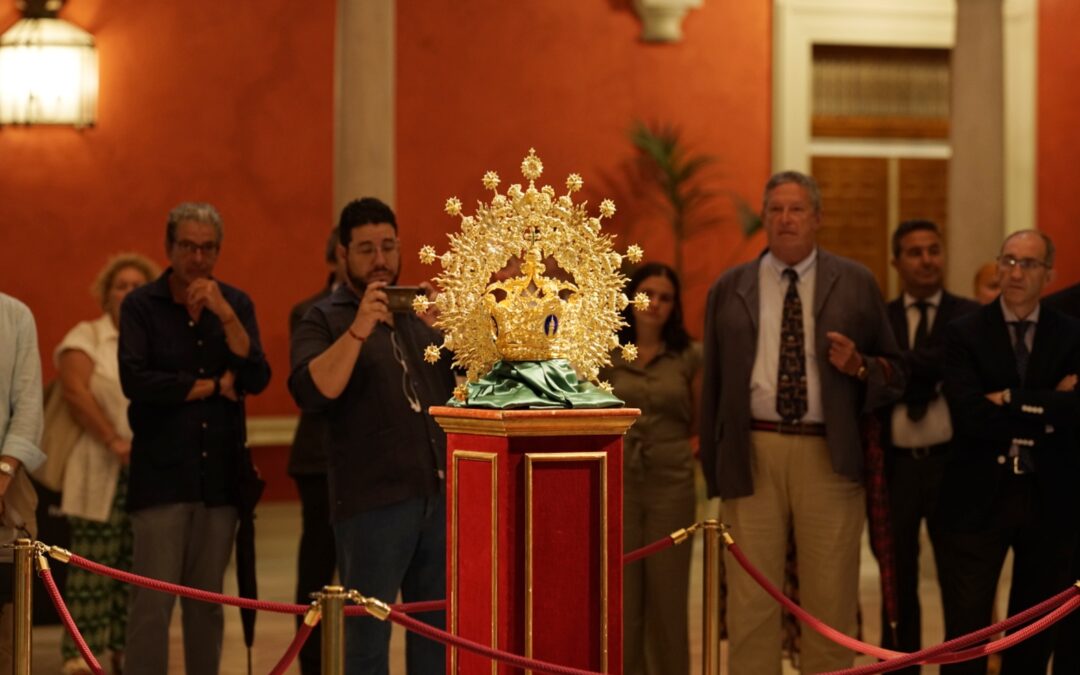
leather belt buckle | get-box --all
[777,420,799,435]
[911,446,931,460]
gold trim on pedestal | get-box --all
[450,450,499,675]
[432,406,639,438]
[524,452,608,674]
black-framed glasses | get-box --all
[174,239,220,256]
[997,255,1050,272]
[351,239,400,257]
[390,330,422,413]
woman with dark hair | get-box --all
[602,262,701,675]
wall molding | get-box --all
[247,415,298,448]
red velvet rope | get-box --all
[726,541,1079,663]
[268,621,316,675]
[64,551,446,616]
[829,594,1080,675]
[623,535,677,564]
[388,610,603,675]
[345,599,446,616]
[38,567,105,675]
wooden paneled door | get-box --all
[811,156,890,289]
[810,156,948,295]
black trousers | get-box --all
[936,474,1076,675]
[880,449,949,675]
[293,474,338,675]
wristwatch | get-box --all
[855,361,869,382]
[0,460,15,477]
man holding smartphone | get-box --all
[289,197,454,675]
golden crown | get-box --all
[414,149,647,398]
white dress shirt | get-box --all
[750,249,824,423]
[891,290,953,448]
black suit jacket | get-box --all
[1044,282,1080,319]
[287,280,333,476]
[939,300,1080,532]
[885,291,979,428]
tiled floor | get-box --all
[29,500,1013,674]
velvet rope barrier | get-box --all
[37,565,105,675]
[386,609,603,675]
[725,531,1080,665]
[345,599,446,616]
[827,592,1080,675]
[267,606,319,675]
[48,545,446,617]
[623,522,701,564]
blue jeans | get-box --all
[334,495,446,675]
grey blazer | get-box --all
[699,248,905,499]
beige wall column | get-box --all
[334,0,395,215]
[947,0,1004,294]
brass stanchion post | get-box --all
[701,520,721,675]
[319,585,347,675]
[12,538,33,675]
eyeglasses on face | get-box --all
[997,255,1050,272]
[173,239,220,256]
[351,239,400,257]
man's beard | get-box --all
[347,265,399,295]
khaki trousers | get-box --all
[725,431,865,674]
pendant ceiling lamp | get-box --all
[0,0,97,127]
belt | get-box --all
[894,443,950,460]
[750,419,826,437]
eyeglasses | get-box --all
[997,255,1051,272]
[351,239,400,257]
[174,239,220,256]
[390,330,422,413]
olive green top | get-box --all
[601,342,702,472]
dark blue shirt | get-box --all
[119,269,271,512]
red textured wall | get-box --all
[1039,0,1080,291]
[2,1,771,418]
[395,0,772,338]
[0,0,335,415]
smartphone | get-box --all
[384,285,424,313]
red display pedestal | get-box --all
[432,406,639,674]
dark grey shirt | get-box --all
[286,284,332,477]
[288,284,454,522]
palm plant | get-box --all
[629,120,718,275]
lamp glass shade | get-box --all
[0,17,98,127]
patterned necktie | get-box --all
[1012,320,1031,382]
[776,268,808,421]
[906,301,931,421]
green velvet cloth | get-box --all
[449,359,623,409]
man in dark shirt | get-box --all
[288,228,343,675]
[119,202,271,675]
[289,197,453,675]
